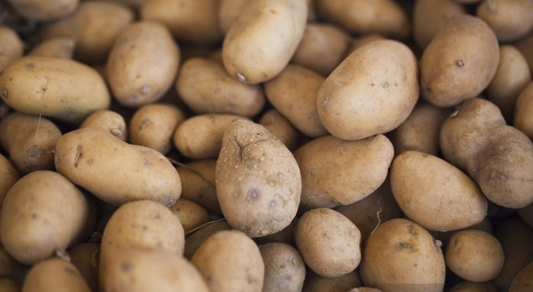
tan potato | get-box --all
[488,46,531,122]
[169,199,210,233]
[291,23,351,76]
[296,208,361,277]
[316,0,410,40]
[254,216,298,247]
[222,0,308,84]
[449,281,499,292]
[177,159,220,214]
[219,0,249,34]
[295,135,394,210]
[514,31,533,73]
[0,171,89,264]
[347,34,386,55]
[0,26,23,72]
[420,16,500,107]
[303,270,362,292]
[216,120,301,237]
[191,230,264,292]
[80,110,127,141]
[130,103,185,154]
[518,203,533,228]
[360,218,446,292]
[260,243,306,292]
[259,109,301,151]
[55,128,181,206]
[28,37,75,59]
[22,258,90,292]
[176,58,265,117]
[141,0,223,45]
[509,261,533,292]
[265,65,328,137]
[317,40,419,140]
[477,0,533,42]
[38,1,134,63]
[68,243,99,292]
[514,82,533,139]
[0,154,20,226]
[6,0,78,21]
[428,216,493,250]
[0,278,19,292]
[0,56,110,123]
[184,221,232,259]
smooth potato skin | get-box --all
[184,221,232,259]
[7,0,79,21]
[259,109,301,151]
[0,26,23,72]
[28,37,75,59]
[168,199,210,233]
[260,243,306,292]
[22,258,91,292]
[477,0,533,42]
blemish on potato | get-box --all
[121,261,133,272]
[246,188,261,202]
[455,60,465,68]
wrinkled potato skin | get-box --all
[169,199,210,233]
[28,37,75,59]
[0,171,88,264]
[55,128,181,206]
[477,0,533,42]
[514,83,533,139]
[177,159,220,214]
[68,243,99,292]
[0,56,110,123]
[260,243,306,292]
[80,110,127,141]
[0,27,23,72]
[412,0,465,49]
[219,0,249,34]
[7,0,78,21]
[22,258,91,292]
[184,221,232,259]
[259,109,301,151]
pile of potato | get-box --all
[1,0,533,291]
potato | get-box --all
[184,221,232,259]
[0,154,19,224]
[477,0,533,42]
[360,218,446,292]
[291,23,350,76]
[176,58,265,117]
[347,34,386,55]
[303,270,363,292]
[28,37,75,59]
[141,0,222,45]
[191,230,264,292]
[254,217,298,247]
[222,0,307,84]
[0,278,19,292]
[55,128,181,206]
[219,0,249,34]
[514,31,533,73]
[130,103,185,154]
[0,171,88,264]
[38,1,134,63]
[317,40,419,140]
[487,46,531,122]
[449,281,499,292]
[265,65,328,137]
[169,199,210,233]
[80,110,127,141]
[68,243,99,292]
[0,56,110,123]
[0,26,23,72]
[509,261,533,292]
[391,151,488,231]
[6,0,78,22]
[216,120,301,237]
[445,230,504,282]
[514,82,533,139]
[296,208,361,277]
[177,159,221,214]
[518,203,533,228]
[428,217,493,250]
[259,109,301,151]
[260,243,306,292]
[420,15,500,107]
[22,258,90,292]
[316,0,410,40]
[295,135,393,210]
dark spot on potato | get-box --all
[0,88,8,99]
[74,145,83,167]
[139,118,152,130]
[122,261,133,272]
[206,276,213,283]
[142,225,148,231]
[269,9,277,14]
[27,62,34,69]
[87,159,94,166]
[381,82,389,89]
[31,213,37,219]
[246,188,261,202]
[154,213,161,220]
[395,241,413,250]
[408,223,418,236]
[455,60,465,68]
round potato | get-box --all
[80,110,127,141]
[477,0,533,42]
[169,199,210,233]
[22,258,90,292]
[0,26,23,72]
[259,109,301,151]
[28,37,75,59]
[68,243,99,292]
[177,159,220,215]
[6,0,78,22]
[219,0,249,34]
[303,270,362,292]
[260,243,306,292]
[514,82,533,139]
[184,221,232,259]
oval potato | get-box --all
[177,159,220,214]
[476,0,533,42]
[168,199,210,233]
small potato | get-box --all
[477,0,533,42]
[191,230,264,292]
[260,243,306,292]
[514,82,533,139]
[445,230,504,282]
[130,103,185,154]
[449,281,498,292]
[28,37,75,59]
[265,65,328,138]
[177,159,220,214]
[222,0,308,84]
[303,270,363,292]
[169,199,210,233]
[360,218,446,292]
[509,261,533,292]
[219,0,249,34]
[6,0,78,21]
[295,135,393,210]
[0,56,110,123]
[0,26,23,72]
[0,171,89,264]
[55,128,181,206]
[68,243,99,292]
[22,258,91,292]
[216,120,301,237]
[420,15,500,107]
[291,23,351,76]
[184,221,232,259]
[80,110,127,141]
[0,278,19,292]
[296,208,361,278]
[259,109,301,151]
[317,40,419,140]
[176,58,265,117]
[0,154,20,223]
[429,217,493,250]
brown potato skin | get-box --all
[420,16,500,107]
[177,159,220,215]
[477,0,533,42]
[7,0,79,22]
[347,34,386,55]
[259,109,301,151]
[514,82,533,139]
[184,221,232,259]
[509,261,533,292]
[219,0,249,34]
[80,110,128,141]
[260,243,306,292]
[0,26,23,72]
[449,281,499,292]
[0,154,18,234]
[412,0,465,49]
[28,37,75,59]
[169,199,210,233]
[303,270,362,292]
[22,258,91,292]
[68,243,99,292]
[514,31,533,73]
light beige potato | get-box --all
[296,208,361,277]
[260,243,306,292]
[191,230,264,292]
[303,270,363,292]
[28,37,75,59]
[265,65,328,137]
[0,26,23,72]
[347,34,386,55]
[0,56,110,123]
[184,221,232,259]
[141,0,223,45]
[420,16,500,107]
[295,135,393,210]
[176,58,265,117]
[514,82,533,139]
[477,0,533,42]
[449,281,499,292]
[509,261,533,292]
[0,171,89,264]
[514,31,533,73]
[68,243,99,292]
[219,0,249,34]
[259,109,301,151]
[391,151,488,231]
[55,128,181,206]
[222,0,308,84]
[22,258,90,292]
[316,0,410,40]
[130,103,185,154]
[291,23,351,76]
[80,110,127,141]
[6,0,78,21]
[38,1,134,63]
[518,203,533,228]
[177,159,220,214]
[488,45,531,122]
[360,218,446,292]
[317,40,419,140]
[0,154,19,225]
[0,278,19,292]
[169,199,210,233]
[216,120,301,237]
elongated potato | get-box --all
[22,258,91,292]
[514,82,533,139]
[55,128,181,206]
[6,0,78,22]
[259,109,301,151]
[477,0,533,42]
[260,243,306,292]
[0,26,23,72]
[68,243,99,292]
[317,40,418,140]
[0,171,89,264]
[222,0,307,84]
[80,110,127,141]
[28,37,75,59]
[177,159,220,214]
